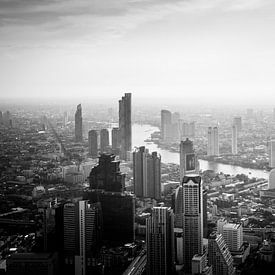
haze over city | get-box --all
[1,0,275,104]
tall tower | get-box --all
[222,223,243,252]
[268,169,275,189]
[75,104,83,142]
[100,129,109,153]
[119,93,132,160]
[88,130,98,158]
[207,127,219,156]
[111,127,120,150]
[233,116,242,131]
[179,138,199,182]
[161,110,172,141]
[232,125,238,155]
[133,147,161,200]
[146,206,174,275]
[269,139,275,168]
[182,175,203,273]
[208,233,235,275]
[63,200,102,275]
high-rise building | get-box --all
[100,128,109,153]
[119,93,132,160]
[233,117,242,131]
[133,146,161,200]
[63,111,69,127]
[203,189,208,238]
[268,169,275,190]
[87,154,134,245]
[180,138,199,182]
[218,221,243,252]
[62,200,102,275]
[88,130,98,158]
[174,185,184,228]
[75,104,83,142]
[161,110,172,141]
[182,175,203,272]
[208,233,234,275]
[207,127,219,156]
[89,154,125,192]
[111,127,120,150]
[6,252,59,275]
[146,206,174,275]
[180,121,196,140]
[269,139,275,168]
[192,254,213,275]
[232,125,238,155]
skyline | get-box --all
[1,0,275,104]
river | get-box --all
[132,124,269,179]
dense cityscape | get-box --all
[0,94,275,275]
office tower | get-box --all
[269,139,275,168]
[75,104,83,142]
[119,93,132,160]
[218,221,243,252]
[6,252,59,275]
[233,116,242,131]
[192,254,213,275]
[180,121,196,140]
[63,111,69,127]
[161,109,172,140]
[174,186,183,228]
[63,201,102,275]
[133,146,161,200]
[146,206,174,275]
[175,228,184,264]
[207,127,219,156]
[182,175,203,273]
[87,154,134,245]
[89,154,125,192]
[111,127,120,150]
[208,233,234,275]
[268,169,275,190]
[203,189,208,238]
[100,128,109,153]
[180,138,199,182]
[88,130,98,158]
[232,125,238,155]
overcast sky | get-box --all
[0,0,275,104]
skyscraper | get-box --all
[232,125,238,155]
[207,127,219,156]
[174,185,183,228]
[182,175,203,273]
[75,104,83,142]
[87,154,134,245]
[146,206,174,275]
[208,233,234,275]
[269,139,275,168]
[221,223,243,252]
[133,146,161,200]
[180,138,199,182]
[233,116,242,131]
[88,130,98,158]
[111,127,120,150]
[203,189,208,238]
[100,128,109,153]
[119,93,132,160]
[62,200,102,275]
[161,110,172,141]
[268,169,275,190]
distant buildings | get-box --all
[100,129,109,153]
[146,206,174,275]
[75,104,83,142]
[182,175,203,273]
[111,127,120,151]
[232,125,238,155]
[133,146,161,200]
[161,110,172,141]
[88,130,98,158]
[233,117,242,132]
[268,169,275,189]
[119,93,132,160]
[180,121,195,141]
[180,138,199,182]
[208,233,235,275]
[207,127,219,156]
[268,139,275,168]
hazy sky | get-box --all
[0,0,275,104]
